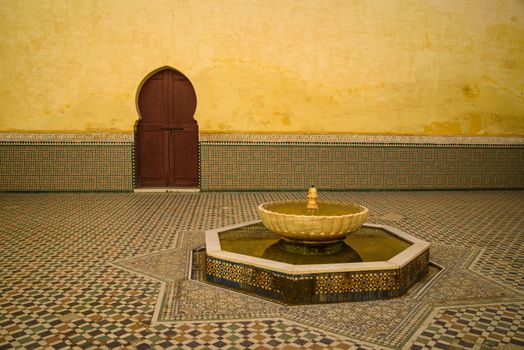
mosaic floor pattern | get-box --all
[1,191,523,349]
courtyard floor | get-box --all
[0,191,523,349]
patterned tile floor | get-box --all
[0,191,523,349]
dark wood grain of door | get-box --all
[136,68,198,188]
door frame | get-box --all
[133,66,199,189]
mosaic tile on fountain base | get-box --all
[205,256,406,305]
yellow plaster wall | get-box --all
[0,0,523,136]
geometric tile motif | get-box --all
[113,237,521,348]
[112,247,190,282]
[407,303,524,349]
[113,247,288,323]
[281,244,522,349]
[324,190,524,291]
[471,234,524,291]
[1,191,524,350]
[198,132,524,145]
[146,319,381,350]
[399,249,429,292]
[110,191,524,348]
[200,142,524,191]
[0,143,134,192]
[206,257,283,294]
[158,280,286,322]
[285,298,428,348]
[205,253,407,303]
[2,133,524,192]
[0,265,160,350]
[421,246,519,307]
[315,270,400,294]
[0,317,377,350]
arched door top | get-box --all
[137,67,197,127]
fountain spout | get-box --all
[307,185,319,213]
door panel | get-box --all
[136,130,168,187]
[138,76,167,126]
[172,77,197,125]
[172,129,199,186]
[136,68,199,188]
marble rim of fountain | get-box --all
[205,220,430,275]
[257,200,369,243]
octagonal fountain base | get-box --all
[204,221,429,305]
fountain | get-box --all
[258,185,368,251]
[204,187,429,304]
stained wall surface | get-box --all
[1,0,523,136]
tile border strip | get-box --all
[199,132,524,146]
[201,141,524,148]
[1,132,523,146]
[0,132,134,143]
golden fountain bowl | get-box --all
[257,200,368,244]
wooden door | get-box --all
[135,68,198,187]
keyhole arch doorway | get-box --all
[134,66,199,188]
